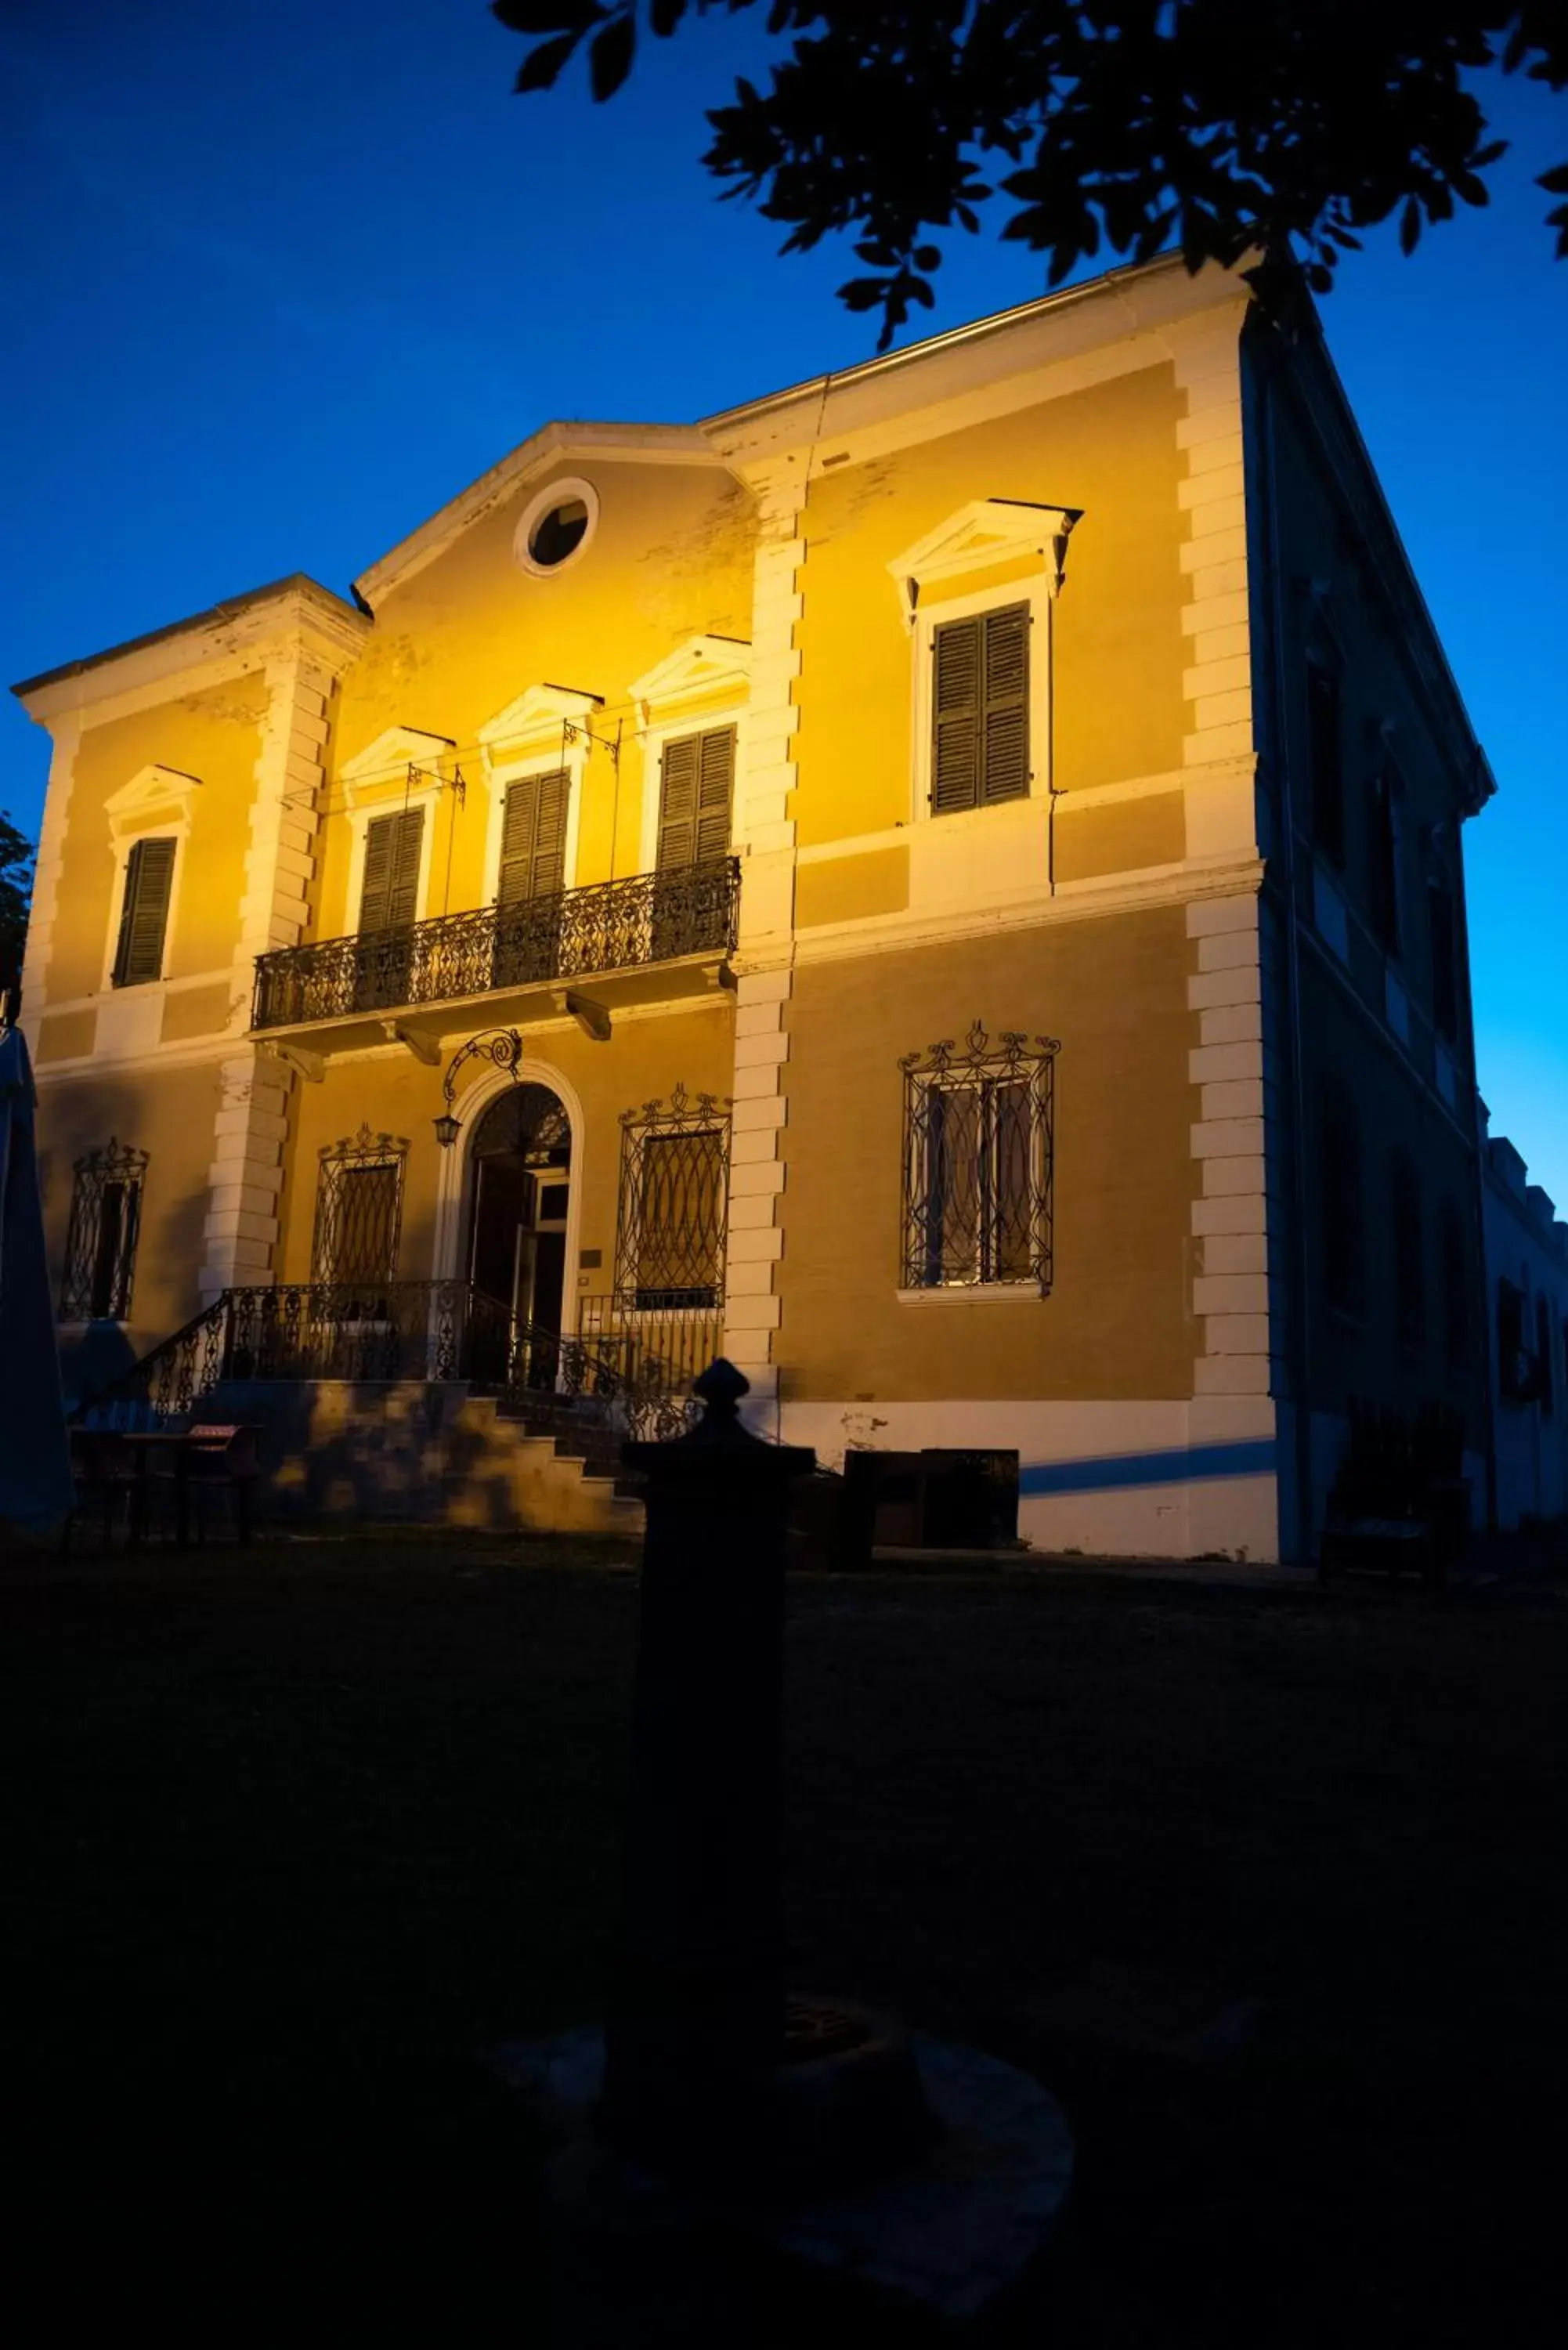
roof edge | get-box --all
[12,573,367,707]
[352,420,721,609]
[698,249,1224,436]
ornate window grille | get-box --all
[612,1083,731,1311]
[310,1126,409,1287]
[899,1021,1058,1292]
[60,1140,149,1321]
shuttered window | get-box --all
[657,726,734,870]
[358,809,424,933]
[498,769,569,904]
[112,837,176,988]
[930,604,1031,815]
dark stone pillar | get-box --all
[597,1359,815,2181]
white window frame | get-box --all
[98,765,201,996]
[343,778,443,937]
[635,708,749,879]
[481,743,588,906]
[512,475,600,580]
[101,821,187,994]
[909,578,1055,826]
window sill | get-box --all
[895,1283,1044,1307]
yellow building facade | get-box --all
[16,255,1494,1558]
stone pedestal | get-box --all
[598,1359,816,2182]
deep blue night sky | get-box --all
[4,1,1565,1195]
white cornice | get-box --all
[703,255,1251,482]
[13,577,370,728]
[353,421,724,609]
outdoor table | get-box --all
[121,1427,261,1549]
[121,1431,197,1549]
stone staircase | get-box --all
[204,1377,645,1538]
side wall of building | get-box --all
[1483,1136,1568,1530]
[1244,320,1490,1550]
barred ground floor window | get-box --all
[899,1021,1057,1292]
[60,1140,148,1321]
[613,1084,730,1312]
[310,1126,409,1288]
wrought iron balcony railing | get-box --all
[251,855,741,1032]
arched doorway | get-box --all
[466,1081,572,1340]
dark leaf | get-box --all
[913,243,941,269]
[839,277,889,313]
[650,0,687,34]
[589,10,635,102]
[1538,163,1568,193]
[492,0,603,29]
[955,202,979,233]
[1400,197,1422,254]
[514,30,581,92]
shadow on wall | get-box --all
[36,1066,219,1397]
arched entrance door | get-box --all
[466,1083,572,1351]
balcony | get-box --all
[251,855,741,1052]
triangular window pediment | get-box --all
[628,635,752,718]
[104,764,201,837]
[340,726,456,803]
[887,498,1083,615]
[477,684,604,764]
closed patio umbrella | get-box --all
[0,1024,73,1546]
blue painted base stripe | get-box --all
[1020,1439,1277,1498]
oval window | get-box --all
[529,497,588,568]
[514,477,598,578]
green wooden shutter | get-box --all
[113,837,176,986]
[695,727,735,862]
[499,770,569,904]
[980,603,1030,804]
[359,809,424,932]
[657,733,699,870]
[931,605,1031,812]
[931,617,981,812]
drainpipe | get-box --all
[1255,334,1317,1563]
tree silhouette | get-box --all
[0,812,34,1001]
[494,2,1568,346]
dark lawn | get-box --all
[2,1535,1564,2342]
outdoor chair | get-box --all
[65,1426,139,1552]
[146,1424,261,1546]
[182,1424,261,1546]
